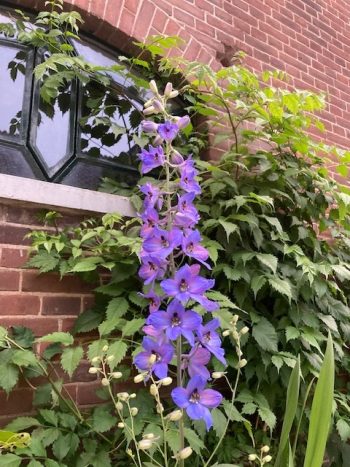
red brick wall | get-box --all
[2,0,350,420]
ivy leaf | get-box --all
[256,253,278,273]
[122,318,145,336]
[252,318,278,352]
[0,364,19,394]
[106,341,128,369]
[268,277,293,302]
[336,419,350,442]
[37,332,74,346]
[92,406,117,433]
[61,346,84,377]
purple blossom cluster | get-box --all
[134,82,225,430]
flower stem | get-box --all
[177,336,185,467]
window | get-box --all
[0,7,148,190]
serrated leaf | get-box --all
[0,454,22,467]
[92,406,117,433]
[87,339,108,361]
[98,298,129,336]
[0,364,19,394]
[256,253,278,273]
[61,346,83,377]
[122,318,144,336]
[252,318,278,352]
[73,308,102,334]
[11,349,38,367]
[71,257,102,272]
[211,409,227,438]
[106,341,128,369]
[250,275,266,298]
[219,219,238,241]
[285,326,300,342]
[268,277,293,302]
[39,409,58,426]
[5,417,39,432]
[336,419,350,442]
[258,405,276,429]
[37,332,73,346]
[184,427,205,454]
[26,252,59,273]
[271,355,284,372]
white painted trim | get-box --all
[0,174,136,217]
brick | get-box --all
[0,225,31,246]
[174,8,195,27]
[0,248,28,268]
[0,270,20,291]
[22,271,92,293]
[132,1,155,39]
[117,8,135,36]
[0,295,40,315]
[42,296,81,316]
[0,388,33,416]
[0,317,59,336]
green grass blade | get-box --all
[303,333,334,467]
[274,356,300,467]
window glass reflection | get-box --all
[0,44,27,138]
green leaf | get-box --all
[336,419,350,442]
[268,277,293,302]
[0,454,22,467]
[73,309,102,333]
[87,339,108,361]
[285,327,300,342]
[250,275,266,298]
[71,257,102,272]
[184,427,205,454]
[52,433,71,460]
[26,252,59,273]
[28,461,43,467]
[219,219,238,241]
[45,461,61,467]
[39,409,58,426]
[92,406,117,433]
[98,297,129,336]
[37,332,74,346]
[0,364,19,394]
[211,408,227,438]
[122,318,144,336]
[5,417,39,431]
[11,349,38,367]
[106,341,128,369]
[275,357,300,466]
[12,326,35,348]
[61,346,84,377]
[258,405,276,430]
[303,333,334,467]
[252,318,278,352]
[256,253,278,273]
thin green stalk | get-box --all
[292,377,315,459]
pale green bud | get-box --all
[240,326,249,335]
[117,392,129,401]
[143,433,155,440]
[149,80,158,95]
[238,359,247,368]
[178,447,193,459]
[111,371,123,379]
[248,453,257,461]
[166,409,182,421]
[88,367,99,374]
[222,329,231,337]
[115,401,123,411]
[160,377,173,386]
[134,373,145,383]
[261,445,270,453]
[91,356,100,363]
[106,355,115,362]
[117,422,125,428]
[101,378,109,386]
[212,371,226,379]
[102,345,109,352]
[150,384,158,396]
[138,439,153,450]
[263,455,272,463]
[130,407,138,416]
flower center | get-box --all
[179,279,188,292]
[161,235,169,247]
[171,312,181,327]
[203,331,211,343]
[187,242,194,252]
[148,261,156,271]
[189,390,200,404]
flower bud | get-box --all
[164,82,173,96]
[88,367,99,374]
[141,120,158,133]
[138,438,153,450]
[261,446,270,453]
[176,115,190,129]
[166,409,183,421]
[91,356,100,363]
[106,355,115,362]
[240,326,249,336]
[129,393,136,399]
[153,135,163,146]
[102,345,109,352]
[130,407,138,416]
[101,378,110,386]
[117,392,129,401]
[144,98,154,108]
[171,150,184,165]
[126,449,133,457]
[150,384,158,396]
[238,359,247,368]
[143,433,155,440]
[134,373,146,383]
[222,330,231,337]
[149,80,158,95]
[263,455,272,463]
[212,371,226,379]
[178,447,193,459]
[159,377,173,386]
[236,348,243,357]
[153,99,164,112]
[111,371,123,379]
[156,403,164,413]
[115,401,123,411]
[232,330,239,341]
[231,314,239,324]
[248,453,257,461]
[168,90,179,98]
[117,422,125,428]
[143,106,155,116]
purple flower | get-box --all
[176,115,191,129]
[142,227,182,259]
[182,230,210,268]
[134,337,174,379]
[158,121,179,141]
[139,255,167,285]
[139,183,163,210]
[177,193,200,224]
[171,375,222,430]
[197,319,226,365]
[147,299,202,346]
[141,120,159,133]
[182,346,211,380]
[160,264,217,310]
[179,166,201,195]
[140,290,162,313]
[140,207,160,238]
[139,145,165,174]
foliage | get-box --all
[1,2,350,465]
